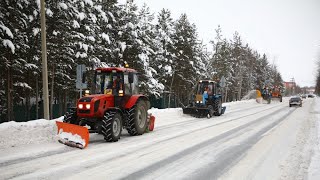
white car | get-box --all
[289,96,302,107]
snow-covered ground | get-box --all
[0,97,319,179]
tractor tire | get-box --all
[207,105,214,118]
[127,100,148,136]
[268,97,271,104]
[280,96,283,102]
[214,99,222,116]
[63,110,79,124]
[101,111,122,142]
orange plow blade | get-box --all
[56,121,89,149]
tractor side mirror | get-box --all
[128,72,134,83]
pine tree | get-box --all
[171,14,201,105]
[0,0,35,121]
[210,26,233,101]
[315,58,320,95]
[154,9,176,93]
[136,4,164,96]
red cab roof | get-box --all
[96,67,137,73]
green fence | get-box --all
[11,93,179,122]
[13,104,65,122]
[149,93,178,109]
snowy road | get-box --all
[0,98,319,180]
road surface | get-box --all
[0,98,318,180]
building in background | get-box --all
[283,81,296,95]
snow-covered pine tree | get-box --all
[136,4,164,96]
[210,26,233,101]
[315,58,320,95]
[154,9,176,94]
[171,14,202,106]
[0,0,35,121]
[230,31,247,100]
[95,0,118,66]
[43,0,81,118]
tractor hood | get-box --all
[77,94,114,118]
[79,94,112,102]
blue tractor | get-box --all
[183,80,226,118]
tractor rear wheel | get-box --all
[214,99,222,116]
[127,101,148,136]
[101,111,122,142]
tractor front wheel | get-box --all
[207,105,214,118]
[63,109,79,124]
[127,101,148,136]
[101,111,122,142]
[214,99,222,116]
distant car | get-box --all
[301,94,307,99]
[289,96,302,107]
[308,94,315,98]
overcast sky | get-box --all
[132,0,320,87]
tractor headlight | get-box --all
[200,101,203,103]
[85,90,90,95]
[119,90,124,96]
[196,101,199,103]
[78,104,84,109]
[85,104,91,109]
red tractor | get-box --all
[56,67,155,148]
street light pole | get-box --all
[40,0,50,119]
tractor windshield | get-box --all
[95,72,121,94]
[196,81,214,95]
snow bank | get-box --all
[0,117,63,149]
[308,97,320,180]
[0,99,256,150]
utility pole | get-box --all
[290,77,295,95]
[40,0,50,120]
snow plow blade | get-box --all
[183,106,226,117]
[56,121,89,149]
[183,107,209,116]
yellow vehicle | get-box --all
[271,86,283,102]
[256,88,271,104]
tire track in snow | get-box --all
[0,147,75,168]
[121,106,296,180]
[1,103,286,179]
[0,102,281,169]
[155,102,284,132]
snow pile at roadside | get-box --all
[0,117,63,149]
[0,99,255,150]
[308,97,320,180]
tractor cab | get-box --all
[183,80,225,118]
[271,86,283,102]
[94,67,139,96]
[194,80,217,105]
